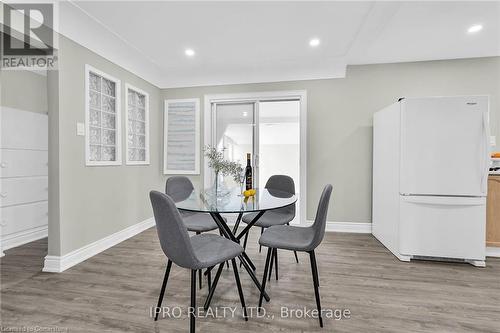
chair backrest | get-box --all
[149,190,199,269]
[309,184,333,250]
[265,175,296,215]
[165,176,194,202]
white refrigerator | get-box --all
[373,96,490,267]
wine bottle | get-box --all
[245,153,253,190]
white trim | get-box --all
[486,247,500,258]
[227,219,371,234]
[163,98,201,175]
[203,90,307,226]
[1,225,48,253]
[125,83,150,165]
[84,64,122,166]
[42,218,154,273]
[305,220,372,233]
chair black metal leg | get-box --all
[231,259,248,321]
[259,248,273,311]
[268,248,275,281]
[195,232,203,289]
[154,260,172,321]
[259,227,264,253]
[204,263,225,310]
[309,250,323,328]
[190,269,197,333]
[275,249,279,281]
[207,269,212,291]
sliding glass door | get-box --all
[213,102,256,188]
[211,99,301,223]
[258,100,300,223]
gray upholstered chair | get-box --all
[258,184,332,328]
[165,176,220,289]
[150,191,248,333]
[241,175,299,279]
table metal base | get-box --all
[209,212,270,302]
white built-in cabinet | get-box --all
[0,107,48,255]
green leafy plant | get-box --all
[203,145,230,176]
[227,161,245,184]
[203,145,245,190]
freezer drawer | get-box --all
[399,196,486,260]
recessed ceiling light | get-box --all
[309,38,320,47]
[243,111,248,117]
[468,24,483,34]
[185,49,195,57]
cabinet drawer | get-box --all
[0,149,48,178]
[0,177,48,207]
[0,107,48,150]
[1,201,48,236]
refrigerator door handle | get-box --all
[480,111,489,194]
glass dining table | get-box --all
[175,186,297,302]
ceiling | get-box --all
[58,1,500,88]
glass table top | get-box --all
[174,187,297,213]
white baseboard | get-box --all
[306,220,372,233]
[225,216,372,234]
[1,225,48,254]
[486,247,500,258]
[43,218,154,273]
[326,221,372,233]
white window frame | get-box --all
[84,64,122,166]
[164,98,201,174]
[125,83,150,165]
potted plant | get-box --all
[203,145,245,196]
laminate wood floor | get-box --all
[1,229,499,333]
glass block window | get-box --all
[85,65,121,166]
[125,85,150,165]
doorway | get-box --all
[204,91,306,225]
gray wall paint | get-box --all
[1,70,48,113]
[162,57,500,223]
[47,70,61,255]
[53,37,164,256]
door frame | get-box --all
[203,90,307,225]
